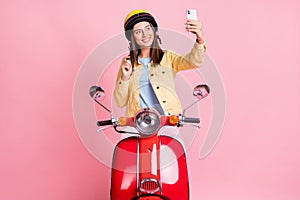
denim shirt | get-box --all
[138,57,165,115]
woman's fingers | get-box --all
[186,20,202,32]
[123,63,131,72]
[185,20,205,43]
[121,56,132,80]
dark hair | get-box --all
[128,25,164,66]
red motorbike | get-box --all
[89,84,209,200]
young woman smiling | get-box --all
[113,9,206,117]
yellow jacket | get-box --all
[113,42,206,116]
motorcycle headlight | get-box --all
[134,108,161,137]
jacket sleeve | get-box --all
[113,65,130,108]
[166,41,206,72]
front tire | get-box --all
[131,194,170,200]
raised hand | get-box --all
[185,19,205,44]
[120,56,132,81]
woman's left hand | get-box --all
[185,19,205,44]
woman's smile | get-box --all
[133,22,155,48]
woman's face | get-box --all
[132,21,155,49]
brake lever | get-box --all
[96,125,114,132]
[179,122,201,128]
[184,123,201,128]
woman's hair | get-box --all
[128,25,164,66]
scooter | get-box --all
[89,84,210,200]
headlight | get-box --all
[134,108,161,137]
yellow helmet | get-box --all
[124,9,158,40]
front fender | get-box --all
[111,136,138,200]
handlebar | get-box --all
[182,117,200,124]
[96,115,200,127]
[97,120,113,126]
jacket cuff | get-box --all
[195,39,206,52]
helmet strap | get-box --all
[157,34,162,44]
[128,41,132,51]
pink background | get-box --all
[1,0,299,199]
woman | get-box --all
[113,9,206,116]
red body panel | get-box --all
[110,135,189,200]
[111,137,138,199]
[160,136,189,199]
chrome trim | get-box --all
[139,178,161,194]
[134,108,161,137]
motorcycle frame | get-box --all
[110,116,190,200]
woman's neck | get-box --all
[139,48,151,58]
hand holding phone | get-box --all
[186,9,198,20]
[185,9,205,44]
[186,9,198,34]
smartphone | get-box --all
[186,9,198,20]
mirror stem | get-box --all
[182,99,201,116]
[94,98,113,117]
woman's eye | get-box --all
[134,30,142,35]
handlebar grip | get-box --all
[97,120,113,126]
[182,117,200,123]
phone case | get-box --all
[186,9,198,20]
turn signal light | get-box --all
[169,115,178,125]
[118,117,127,126]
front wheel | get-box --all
[131,194,170,200]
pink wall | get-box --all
[1,0,299,199]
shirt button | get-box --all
[163,100,166,103]
[162,71,165,74]
[156,86,160,89]
[150,74,154,76]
